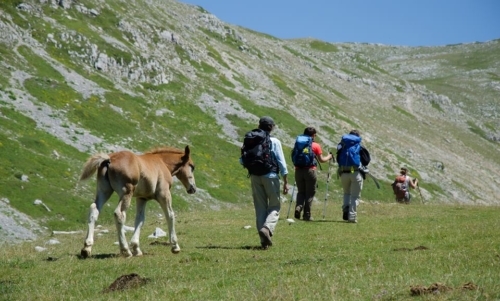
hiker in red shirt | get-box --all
[293,127,333,221]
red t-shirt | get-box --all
[295,142,322,170]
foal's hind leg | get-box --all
[81,175,113,259]
[114,183,134,257]
[157,190,180,253]
[130,197,147,256]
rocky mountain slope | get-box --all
[0,0,499,237]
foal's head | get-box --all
[172,145,196,194]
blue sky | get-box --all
[181,0,499,47]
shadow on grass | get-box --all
[149,241,171,246]
[282,218,346,223]
[311,220,348,223]
[196,245,263,251]
[393,245,429,251]
[77,253,118,260]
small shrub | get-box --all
[309,40,338,52]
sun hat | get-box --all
[259,116,275,126]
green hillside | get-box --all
[0,0,499,234]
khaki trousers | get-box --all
[340,171,363,220]
[250,175,281,238]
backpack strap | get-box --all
[315,155,322,170]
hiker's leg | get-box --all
[303,168,317,220]
[341,173,351,212]
[251,175,268,232]
[349,172,363,221]
[261,176,281,235]
[404,192,411,204]
[294,169,306,213]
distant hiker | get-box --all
[240,116,289,250]
[391,167,418,204]
[292,127,333,221]
[336,130,367,223]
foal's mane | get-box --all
[145,147,184,155]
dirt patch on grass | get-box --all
[393,245,429,251]
[102,273,150,293]
[410,282,478,296]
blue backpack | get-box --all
[291,135,315,167]
[337,134,362,167]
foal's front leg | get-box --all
[158,190,180,253]
[130,198,147,256]
[114,185,134,257]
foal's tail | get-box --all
[79,153,110,181]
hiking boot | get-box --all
[294,205,302,219]
[303,213,313,221]
[342,206,349,221]
[258,227,272,249]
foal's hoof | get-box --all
[131,243,143,257]
[120,249,133,258]
[171,246,181,254]
[81,248,91,259]
[132,249,143,257]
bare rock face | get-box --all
[58,0,72,9]
[0,198,45,245]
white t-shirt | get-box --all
[401,175,411,199]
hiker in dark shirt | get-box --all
[240,116,288,249]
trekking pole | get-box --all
[323,157,333,220]
[416,180,425,204]
[286,183,296,220]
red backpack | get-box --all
[392,175,407,198]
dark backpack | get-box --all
[391,175,407,198]
[360,146,371,166]
[240,129,276,176]
[291,135,315,167]
[336,134,362,167]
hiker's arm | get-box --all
[314,144,333,163]
[282,174,288,194]
[273,140,289,194]
[317,153,333,163]
[272,139,288,177]
[409,178,418,189]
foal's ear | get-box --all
[182,145,190,161]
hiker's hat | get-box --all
[259,116,275,126]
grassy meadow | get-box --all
[1,201,499,301]
[0,1,499,300]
